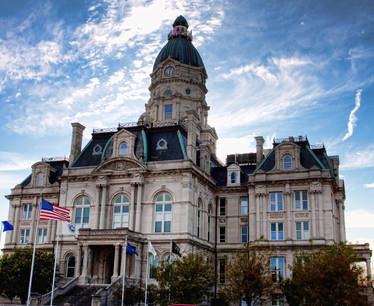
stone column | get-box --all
[95,186,101,229]
[262,195,267,240]
[87,247,93,279]
[100,185,107,229]
[318,191,324,238]
[112,244,120,279]
[310,192,317,238]
[338,199,346,242]
[81,245,88,279]
[135,184,143,232]
[12,203,21,244]
[31,196,39,244]
[255,194,260,239]
[75,245,82,278]
[284,187,292,240]
[129,184,136,231]
[366,258,372,285]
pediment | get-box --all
[93,157,147,174]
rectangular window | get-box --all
[164,104,172,119]
[241,197,248,215]
[219,258,225,283]
[220,227,226,243]
[207,215,211,242]
[37,228,47,244]
[296,221,310,240]
[271,223,284,240]
[270,192,283,211]
[271,257,285,282]
[20,229,30,244]
[241,225,248,243]
[23,204,32,220]
[75,207,90,228]
[295,191,308,210]
[219,198,226,216]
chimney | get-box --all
[255,136,265,166]
[69,122,86,165]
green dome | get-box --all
[153,16,204,71]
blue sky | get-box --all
[1,0,374,253]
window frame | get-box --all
[241,196,248,215]
[197,199,202,238]
[230,172,237,183]
[154,192,172,233]
[66,255,75,278]
[23,204,32,220]
[112,194,130,229]
[296,221,310,240]
[219,198,226,216]
[36,172,44,186]
[271,257,285,282]
[37,228,48,244]
[283,155,292,170]
[20,228,30,244]
[74,196,91,228]
[164,104,172,119]
[219,258,226,283]
[271,222,284,240]
[149,254,159,279]
[219,226,226,243]
[270,192,283,212]
[241,225,248,243]
[119,143,128,155]
[295,191,308,211]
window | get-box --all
[164,104,172,119]
[75,196,90,228]
[270,192,283,211]
[156,138,168,150]
[119,143,128,155]
[185,88,190,95]
[197,199,202,238]
[23,204,32,220]
[220,227,226,243]
[36,173,44,186]
[241,197,248,215]
[271,257,285,282]
[20,229,30,244]
[271,223,284,240]
[113,195,130,228]
[295,191,308,210]
[241,226,248,243]
[230,172,237,183]
[219,258,225,283]
[296,221,310,240]
[149,255,158,278]
[165,253,174,262]
[154,192,172,232]
[219,198,226,216]
[66,255,75,277]
[283,155,292,170]
[37,228,47,244]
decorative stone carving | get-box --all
[310,182,322,193]
[255,185,266,196]
[219,217,226,224]
[295,212,309,218]
[270,212,284,219]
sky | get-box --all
[0,0,374,258]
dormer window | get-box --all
[119,143,128,155]
[231,172,237,184]
[36,173,44,186]
[283,155,292,170]
[164,104,172,120]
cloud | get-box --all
[364,183,374,188]
[0,152,37,171]
[345,210,374,228]
[341,145,374,169]
[0,172,28,189]
[342,89,362,141]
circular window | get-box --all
[186,88,190,95]
[164,66,175,77]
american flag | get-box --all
[40,199,71,222]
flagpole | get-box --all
[121,237,128,306]
[145,239,150,306]
[50,234,59,306]
[27,197,42,306]
[0,222,3,249]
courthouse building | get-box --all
[4,15,372,304]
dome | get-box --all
[153,16,204,71]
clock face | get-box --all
[164,66,175,77]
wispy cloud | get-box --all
[0,152,37,171]
[345,209,374,228]
[342,89,362,141]
[364,183,374,188]
[341,145,374,169]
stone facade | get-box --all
[3,15,372,305]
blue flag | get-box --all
[126,242,138,256]
[1,221,13,232]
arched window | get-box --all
[66,255,75,277]
[75,196,90,228]
[36,173,44,186]
[165,253,174,262]
[283,155,292,170]
[113,194,130,228]
[119,143,128,155]
[149,255,158,278]
[154,192,172,233]
[231,172,237,183]
[197,199,202,238]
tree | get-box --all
[222,243,274,306]
[154,253,215,305]
[113,280,145,306]
[0,248,55,304]
[282,243,368,306]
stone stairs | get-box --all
[49,285,100,306]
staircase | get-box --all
[51,284,101,306]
